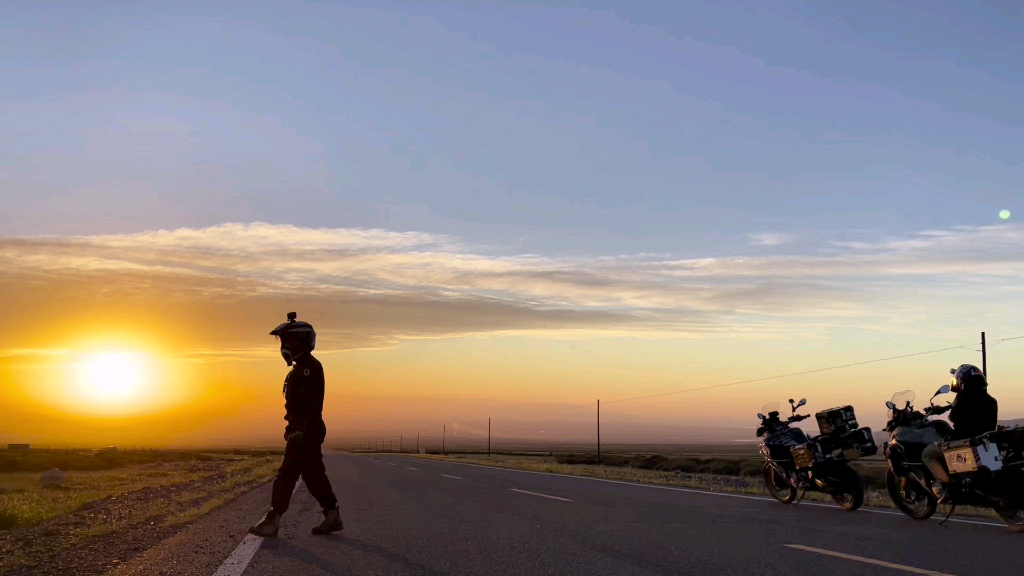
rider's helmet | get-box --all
[950,364,986,393]
[270,312,317,366]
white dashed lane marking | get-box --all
[786,544,956,576]
[509,488,573,502]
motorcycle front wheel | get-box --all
[829,464,864,511]
[763,461,796,504]
[885,468,936,520]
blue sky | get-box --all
[6,2,1024,442]
[4,0,1021,256]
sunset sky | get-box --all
[3,1,1024,447]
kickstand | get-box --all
[938,503,957,526]
[793,489,806,505]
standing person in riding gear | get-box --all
[248,312,344,537]
[922,364,999,500]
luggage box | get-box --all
[942,438,1003,474]
[840,427,878,460]
[816,405,859,436]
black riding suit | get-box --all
[948,388,998,440]
[923,388,999,483]
[270,354,338,514]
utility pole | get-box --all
[488,417,491,457]
[982,331,988,378]
[416,433,420,454]
[597,399,601,464]
[399,436,403,453]
[442,425,446,455]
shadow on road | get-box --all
[262,536,451,576]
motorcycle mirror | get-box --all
[797,398,807,408]
[930,384,951,403]
[788,398,794,404]
[886,401,896,410]
[757,413,765,420]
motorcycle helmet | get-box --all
[950,363,986,393]
[270,312,317,366]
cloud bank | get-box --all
[2,222,1023,356]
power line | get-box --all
[986,335,1024,350]
[602,343,978,405]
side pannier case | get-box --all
[840,427,878,460]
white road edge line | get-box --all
[407,467,420,470]
[786,544,956,576]
[411,457,1005,528]
[439,474,463,480]
[212,480,303,576]
[509,488,573,502]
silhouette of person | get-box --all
[922,364,998,501]
[248,312,343,537]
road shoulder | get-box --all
[106,480,274,576]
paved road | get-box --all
[118,454,1022,575]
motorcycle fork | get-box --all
[890,453,936,501]
[767,459,793,484]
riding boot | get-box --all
[311,507,344,535]
[248,509,281,538]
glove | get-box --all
[285,430,304,444]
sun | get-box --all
[79,352,148,403]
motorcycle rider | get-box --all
[921,364,999,500]
[248,312,344,537]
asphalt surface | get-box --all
[117,454,1023,575]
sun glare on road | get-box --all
[78,352,149,404]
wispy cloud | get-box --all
[2,222,1023,355]
[747,232,794,247]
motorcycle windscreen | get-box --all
[889,390,916,418]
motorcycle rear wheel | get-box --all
[993,504,1024,532]
[885,468,936,520]
[830,465,864,511]
[763,462,797,504]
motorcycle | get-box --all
[757,398,875,511]
[883,385,1024,530]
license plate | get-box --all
[843,448,861,461]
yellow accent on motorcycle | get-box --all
[843,448,861,461]
[791,445,815,469]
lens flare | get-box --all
[999,209,1011,220]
